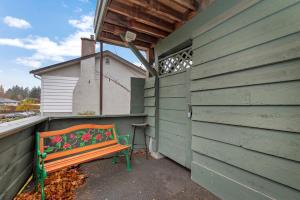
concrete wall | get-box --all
[154,0,300,199]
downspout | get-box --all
[100,41,103,115]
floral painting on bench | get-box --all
[43,128,115,154]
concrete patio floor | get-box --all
[75,153,219,200]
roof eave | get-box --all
[94,0,110,40]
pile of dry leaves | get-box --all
[15,167,86,200]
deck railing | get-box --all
[0,114,146,199]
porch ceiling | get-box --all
[94,0,206,51]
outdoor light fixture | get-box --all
[124,31,136,42]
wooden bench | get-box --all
[35,124,131,199]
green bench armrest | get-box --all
[117,135,130,146]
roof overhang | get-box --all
[30,51,146,76]
[94,0,208,51]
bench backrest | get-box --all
[37,124,118,161]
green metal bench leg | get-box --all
[125,149,131,172]
[40,180,45,200]
[112,153,119,164]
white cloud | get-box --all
[3,16,31,29]
[68,15,93,31]
[16,57,42,69]
[74,7,83,13]
[0,70,3,73]
[79,0,89,3]
[0,38,24,47]
[0,14,94,68]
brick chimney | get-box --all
[81,35,95,57]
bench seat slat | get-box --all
[44,144,129,173]
[44,140,118,161]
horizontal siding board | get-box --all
[191,59,300,90]
[192,136,300,191]
[0,152,32,193]
[40,102,73,106]
[159,133,186,166]
[193,0,299,48]
[43,109,72,112]
[0,164,32,200]
[145,126,155,137]
[193,3,300,64]
[144,88,155,97]
[144,107,155,117]
[192,31,300,80]
[191,0,261,39]
[159,85,186,98]
[0,136,33,176]
[192,121,300,162]
[43,81,77,86]
[144,97,155,106]
[191,162,271,200]
[146,116,155,127]
[43,80,77,85]
[42,76,77,113]
[159,119,187,137]
[192,153,300,200]
[191,81,300,105]
[43,86,76,91]
[42,90,74,94]
[43,76,79,81]
[192,106,300,133]
[43,96,73,100]
[144,77,155,89]
[43,105,72,109]
[159,71,185,87]
[159,109,186,124]
[159,98,186,110]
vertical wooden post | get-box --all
[100,41,103,115]
[147,48,154,64]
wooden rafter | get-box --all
[173,0,197,11]
[100,32,150,50]
[104,12,169,38]
[125,0,185,23]
[108,0,175,33]
[157,0,188,13]
[102,22,158,44]
[95,0,204,51]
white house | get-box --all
[0,98,19,106]
[30,37,146,116]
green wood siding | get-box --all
[158,71,192,168]
[144,77,157,138]
[155,0,300,199]
[130,78,145,114]
[189,0,300,199]
[0,117,48,200]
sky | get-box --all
[0,0,143,90]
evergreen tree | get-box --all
[29,86,41,100]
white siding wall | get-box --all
[41,76,78,114]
